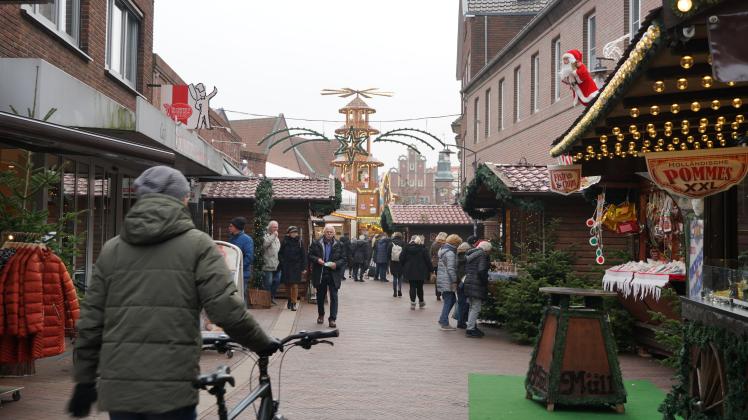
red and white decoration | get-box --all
[160,83,218,129]
[559,49,599,106]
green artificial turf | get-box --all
[469,374,666,420]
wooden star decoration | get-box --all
[334,126,369,164]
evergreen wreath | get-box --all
[251,177,274,289]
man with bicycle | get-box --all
[309,224,346,328]
[68,166,281,419]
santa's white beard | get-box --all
[559,63,574,81]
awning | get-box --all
[0,111,174,166]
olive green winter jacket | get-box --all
[73,193,272,414]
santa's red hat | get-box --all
[562,49,583,63]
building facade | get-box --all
[456,0,661,183]
[388,148,456,205]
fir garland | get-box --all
[660,321,748,419]
[310,178,342,217]
[380,206,394,233]
[251,177,274,289]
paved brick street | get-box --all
[204,277,675,419]
[0,276,674,419]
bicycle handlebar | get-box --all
[280,329,339,345]
[202,329,339,352]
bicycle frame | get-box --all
[225,357,276,420]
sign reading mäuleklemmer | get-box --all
[645,147,748,199]
[548,164,582,195]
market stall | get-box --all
[549,1,748,417]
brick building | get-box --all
[0,1,236,287]
[389,149,456,204]
[455,0,661,183]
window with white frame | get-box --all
[585,13,597,67]
[629,0,641,37]
[552,37,561,102]
[498,79,505,130]
[514,67,521,122]
[107,0,141,87]
[23,0,80,46]
[473,97,479,143]
[485,88,491,137]
[531,53,540,113]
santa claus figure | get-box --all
[559,49,599,106]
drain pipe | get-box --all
[484,16,488,66]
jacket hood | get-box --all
[466,248,485,262]
[404,243,423,253]
[120,194,195,246]
[438,244,456,257]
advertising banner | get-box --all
[548,164,582,195]
[645,147,748,199]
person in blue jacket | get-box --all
[228,217,254,307]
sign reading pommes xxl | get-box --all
[645,147,748,198]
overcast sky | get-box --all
[153,0,461,173]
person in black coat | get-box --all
[464,241,492,338]
[400,235,433,309]
[352,235,369,282]
[389,232,406,297]
[278,226,306,311]
[340,233,352,280]
[308,225,347,328]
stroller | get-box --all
[200,241,244,358]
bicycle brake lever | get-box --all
[319,340,334,346]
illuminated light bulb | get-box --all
[733,132,740,140]
[699,125,707,134]
[649,130,658,138]
[711,100,721,110]
[576,153,583,159]
[615,142,622,149]
[702,134,710,142]
[680,55,694,69]
[650,105,660,115]
[657,138,665,146]
[694,142,701,149]
[667,144,676,151]
[737,115,745,124]
[629,141,636,150]
[733,98,743,108]
[633,132,642,140]
[717,116,726,125]
[665,129,673,137]
[641,147,650,154]
[715,124,723,132]
[586,145,594,153]
[720,139,727,147]
[630,107,640,118]
[646,123,655,131]
[702,76,713,88]
[707,140,714,148]
[700,118,709,125]
[643,140,651,147]
[584,155,591,161]
[686,135,694,143]
[599,135,608,143]
[664,121,673,130]
[682,119,690,127]
[716,133,724,141]
[680,143,689,150]
[612,127,621,135]
[617,133,625,142]
[596,154,603,160]
[673,137,680,145]
[732,122,740,130]
[676,78,688,90]
[691,102,701,112]
[615,150,622,156]
[671,103,681,114]
[728,81,736,87]
[653,81,665,93]
[707,55,713,65]
[602,151,609,157]
[682,126,690,135]
[655,146,663,152]
[629,124,638,133]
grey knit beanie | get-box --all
[133,166,190,200]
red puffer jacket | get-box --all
[32,250,80,359]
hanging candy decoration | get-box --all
[586,192,606,264]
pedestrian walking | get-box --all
[400,235,432,309]
[340,233,352,280]
[68,166,279,419]
[437,234,462,330]
[227,216,254,307]
[373,232,391,282]
[308,224,346,328]
[430,232,447,301]
[263,220,282,305]
[389,232,405,297]
[464,241,492,338]
[352,234,369,281]
[279,226,306,311]
[455,242,471,329]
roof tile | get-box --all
[486,163,550,193]
[466,0,550,15]
[202,177,333,200]
[389,204,473,225]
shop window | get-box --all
[513,66,521,122]
[552,37,561,102]
[629,0,640,38]
[23,0,80,47]
[107,0,141,88]
[498,79,505,131]
[484,88,491,137]
[584,12,597,67]
[531,53,540,113]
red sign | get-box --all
[548,165,582,195]
[645,147,748,198]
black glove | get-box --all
[257,337,282,357]
[67,382,97,418]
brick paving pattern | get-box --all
[0,277,674,419]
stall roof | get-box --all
[387,204,474,226]
[551,5,748,165]
[486,163,550,193]
[202,177,334,201]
